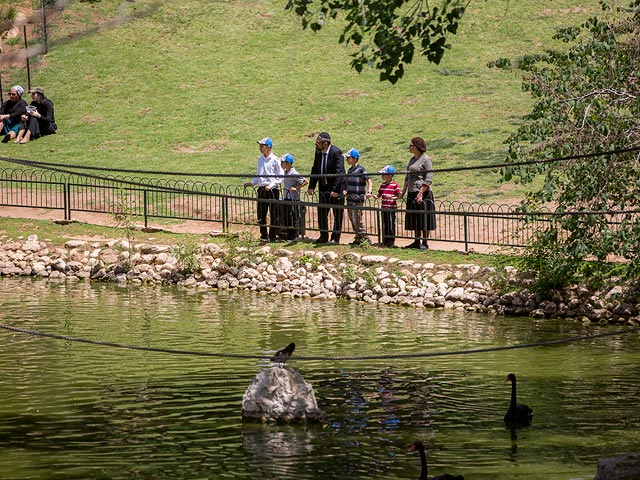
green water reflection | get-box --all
[0,278,638,479]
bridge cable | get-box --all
[1,145,639,178]
[0,323,638,361]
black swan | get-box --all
[270,342,295,365]
[408,441,464,480]
[504,373,533,425]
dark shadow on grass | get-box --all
[436,68,473,77]
[466,148,506,165]
[390,137,457,150]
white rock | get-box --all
[446,287,466,302]
[361,254,387,265]
[51,258,66,272]
[342,252,361,262]
[242,367,321,423]
[203,243,221,254]
[275,257,293,271]
[64,240,86,249]
[22,241,41,252]
[140,244,170,255]
[321,251,339,262]
[31,262,47,275]
[241,267,260,279]
[66,261,84,272]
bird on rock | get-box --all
[270,342,295,366]
[408,441,464,480]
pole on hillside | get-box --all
[23,25,31,91]
[41,0,49,55]
[0,71,3,101]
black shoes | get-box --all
[1,134,11,143]
[404,241,429,250]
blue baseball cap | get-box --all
[379,165,395,174]
[257,137,273,148]
[281,153,295,164]
[346,148,360,159]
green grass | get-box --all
[0,0,608,204]
[0,216,512,268]
[0,216,206,246]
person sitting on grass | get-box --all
[0,86,27,143]
[15,87,57,144]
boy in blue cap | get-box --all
[343,148,372,246]
[280,153,308,240]
[376,165,402,247]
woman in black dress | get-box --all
[15,86,57,144]
[400,136,436,250]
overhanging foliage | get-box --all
[284,0,469,83]
[494,0,640,289]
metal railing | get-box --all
[0,168,547,249]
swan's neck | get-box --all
[418,444,428,480]
[510,379,517,409]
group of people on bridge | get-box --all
[245,132,436,250]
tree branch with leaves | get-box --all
[285,0,469,83]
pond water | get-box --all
[0,278,638,480]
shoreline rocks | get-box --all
[1,235,639,325]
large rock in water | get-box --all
[595,453,640,480]
[242,367,322,423]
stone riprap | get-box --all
[1,235,639,325]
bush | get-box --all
[171,241,201,275]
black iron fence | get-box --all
[0,168,548,249]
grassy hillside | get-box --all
[0,0,607,203]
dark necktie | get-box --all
[322,153,328,185]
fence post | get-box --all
[143,190,148,228]
[376,206,382,245]
[64,182,71,221]
[23,25,31,90]
[463,211,469,252]
[63,182,68,220]
[41,0,48,54]
[222,196,229,233]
